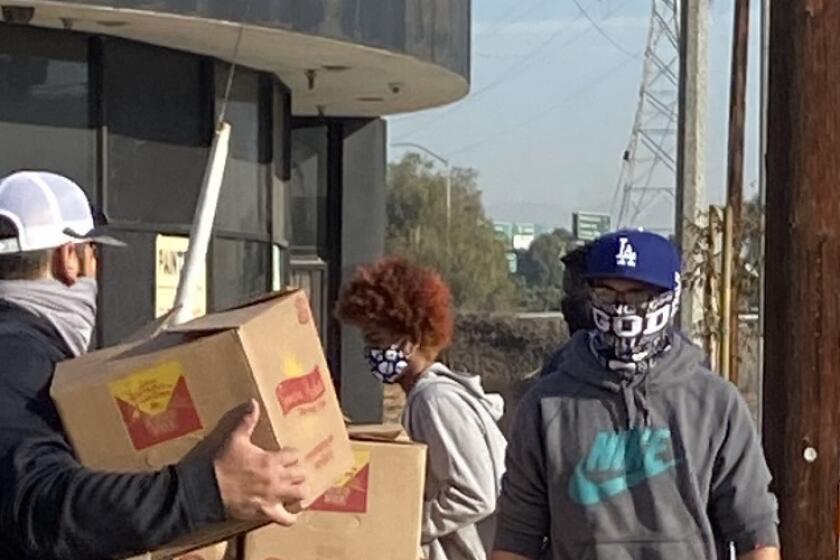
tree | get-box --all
[515,228,576,311]
[683,195,764,343]
[386,153,517,311]
[738,196,762,312]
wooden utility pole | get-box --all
[724,0,750,385]
[703,205,718,364]
[676,0,709,338]
[763,2,840,559]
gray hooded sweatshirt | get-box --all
[403,363,508,560]
[495,331,779,560]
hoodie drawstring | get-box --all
[620,373,653,429]
[621,383,636,430]
[638,374,652,427]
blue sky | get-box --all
[387,0,763,231]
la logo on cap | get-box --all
[615,237,637,268]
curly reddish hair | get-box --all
[336,257,454,354]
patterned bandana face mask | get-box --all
[365,344,410,384]
[589,275,681,374]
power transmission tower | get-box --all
[612,0,680,230]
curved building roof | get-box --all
[2,0,471,116]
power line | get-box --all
[467,15,586,100]
[446,56,636,157]
[394,0,636,143]
[393,17,582,141]
[477,0,554,43]
[482,1,539,29]
[384,0,549,124]
[570,0,640,59]
[397,0,556,126]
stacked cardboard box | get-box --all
[51,291,353,559]
[244,424,427,560]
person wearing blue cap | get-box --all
[492,230,780,560]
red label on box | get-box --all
[275,366,326,415]
[311,450,370,514]
[110,362,203,451]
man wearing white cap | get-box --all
[0,171,307,559]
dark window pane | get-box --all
[214,64,268,235]
[272,244,288,291]
[104,39,211,225]
[211,238,269,311]
[97,229,156,347]
[290,126,328,252]
[290,257,328,342]
[0,25,96,201]
[272,81,291,246]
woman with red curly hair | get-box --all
[337,257,507,560]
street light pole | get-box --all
[390,142,451,243]
[445,167,451,243]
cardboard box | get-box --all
[244,424,427,560]
[51,291,353,559]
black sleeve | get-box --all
[0,337,227,559]
[494,388,550,558]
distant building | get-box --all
[512,223,536,251]
[493,221,514,251]
[503,253,517,274]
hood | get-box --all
[539,343,572,378]
[559,329,706,428]
[423,362,505,422]
[0,278,98,357]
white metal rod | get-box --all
[172,122,231,325]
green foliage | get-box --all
[515,228,576,311]
[386,153,517,312]
[738,196,762,312]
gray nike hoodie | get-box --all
[403,363,508,560]
[495,330,779,560]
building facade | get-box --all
[0,0,470,421]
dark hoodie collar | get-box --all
[0,300,73,358]
[562,329,703,391]
[559,329,705,428]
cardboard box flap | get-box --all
[224,288,299,311]
[167,290,298,334]
[348,424,410,442]
[51,340,139,394]
[122,306,181,344]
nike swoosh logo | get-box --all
[569,457,677,506]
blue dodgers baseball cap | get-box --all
[583,229,681,291]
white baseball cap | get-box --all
[0,171,125,255]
